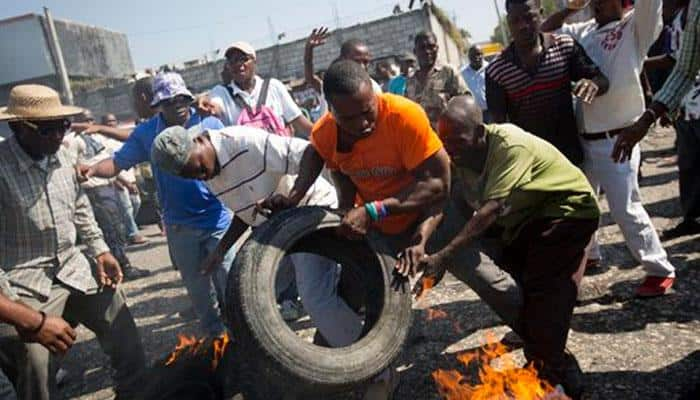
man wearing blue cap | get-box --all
[79,72,233,336]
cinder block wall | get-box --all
[71,7,464,121]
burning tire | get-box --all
[226,206,413,398]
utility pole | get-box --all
[493,0,510,45]
[43,7,74,105]
[331,0,343,46]
[267,17,282,78]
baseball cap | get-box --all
[150,72,195,107]
[224,41,256,59]
[151,125,204,176]
[398,51,417,62]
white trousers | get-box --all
[277,253,363,347]
[581,138,675,278]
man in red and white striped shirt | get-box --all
[486,0,610,165]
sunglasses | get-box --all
[226,54,253,66]
[21,119,72,136]
[159,95,193,107]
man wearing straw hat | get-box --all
[0,84,146,400]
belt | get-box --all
[581,128,624,141]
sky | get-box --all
[1,0,508,70]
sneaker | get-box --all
[635,276,675,298]
[278,299,304,321]
[122,265,151,281]
[363,368,399,400]
[661,220,700,240]
[128,234,149,245]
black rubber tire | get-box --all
[226,206,412,397]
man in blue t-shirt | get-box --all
[79,72,233,335]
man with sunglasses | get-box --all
[0,84,146,399]
[208,41,314,133]
[79,72,233,336]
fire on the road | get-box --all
[165,333,230,371]
[432,332,568,400]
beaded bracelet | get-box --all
[374,201,389,219]
[364,202,380,221]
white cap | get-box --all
[225,41,256,59]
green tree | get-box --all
[430,3,469,55]
[460,28,472,42]
[490,17,508,45]
[542,0,559,16]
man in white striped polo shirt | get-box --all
[150,125,366,350]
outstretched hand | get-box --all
[412,253,449,299]
[306,27,331,49]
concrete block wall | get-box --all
[179,59,226,94]
[50,17,135,79]
[254,9,432,81]
[56,7,465,121]
[73,81,134,121]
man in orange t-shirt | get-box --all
[260,60,450,398]
[263,59,450,266]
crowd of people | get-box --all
[0,0,698,399]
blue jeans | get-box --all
[0,369,16,400]
[86,186,129,267]
[117,188,141,239]
[166,224,235,335]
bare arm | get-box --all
[290,115,315,135]
[287,145,326,205]
[380,148,450,217]
[304,27,330,94]
[435,199,503,261]
[541,8,578,32]
[80,158,122,180]
[0,293,43,331]
[330,170,358,210]
[201,215,250,274]
[405,198,503,289]
[72,123,132,142]
[392,150,451,277]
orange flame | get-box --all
[164,333,231,371]
[417,276,437,301]
[426,307,449,321]
[211,333,230,370]
[165,334,204,366]
[433,332,567,400]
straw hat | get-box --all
[0,84,84,122]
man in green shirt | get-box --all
[417,96,599,398]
